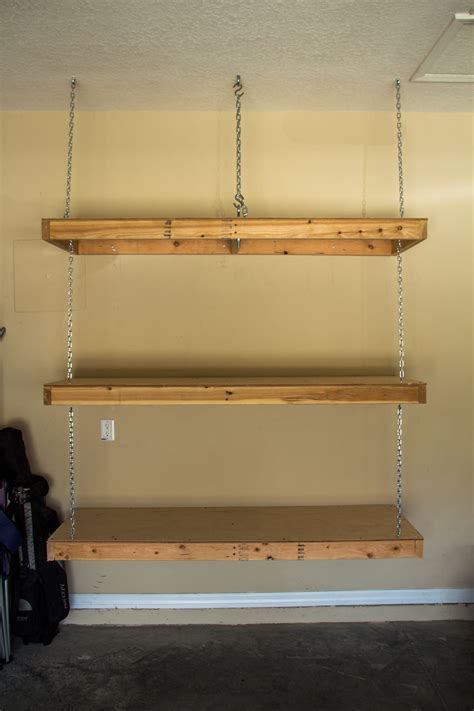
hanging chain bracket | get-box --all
[59,76,407,541]
[395,78,405,537]
[233,75,248,252]
[65,76,76,539]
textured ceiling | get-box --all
[1,0,473,111]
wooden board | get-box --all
[42,218,427,256]
[47,505,423,561]
[43,377,427,406]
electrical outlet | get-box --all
[100,419,115,441]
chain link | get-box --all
[233,76,248,251]
[395,79,405,537]
[65,77,76,539]
[397,242,405,381]
[396,404,403,536]
[68,406,76,538]
[64,78,76,221]
[395,79,404,221]
[395,79,406,382]
[67,240,74,382]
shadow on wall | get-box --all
[75,360,398,379]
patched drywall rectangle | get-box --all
[14,239,86,312]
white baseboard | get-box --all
[70,588,474,610]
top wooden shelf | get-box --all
[44,377,427,406]
[42,218,427,256]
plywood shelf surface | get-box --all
[43,377,427,406]
[42,217,427,256]
[47,505,423,561]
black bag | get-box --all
[41,560,70,625]
[12,477,59,570]
[10,486,70,645]
[12,563,69,645]
[0,428,32,484]
[0,427,71,646]
[12,568,47,643]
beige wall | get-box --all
[1,111,473,603]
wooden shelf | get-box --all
[43,377,427,406]
[42,218,427,256]
[47,505,423,561]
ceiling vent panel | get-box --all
[411,12,474,82]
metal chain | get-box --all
[68,407,75,538]
[396,404,403,536]
[65,77,76,539]
[395,79,405,381]
[396,80,405,222]
[395,78,405,537]
[64,78,76,220]
[397,243,405,381]
[233,75,248,217]
[233,76,248,251]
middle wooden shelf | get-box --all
[43,376,427,406]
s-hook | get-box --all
[232,75,248,253]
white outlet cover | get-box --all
[100,420,115,441]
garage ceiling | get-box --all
[1,0,473,110]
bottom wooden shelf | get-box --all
[47,505,423,561]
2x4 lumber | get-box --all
[41,218,427,256]
[43,377,427,406]
[46,505,423,562]
[76,238,396,256]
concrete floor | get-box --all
[1,621,473,710]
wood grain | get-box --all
[43,377,427,406]
[47,505,423,561]
[41,218,427,256]
[77,238,396,256]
